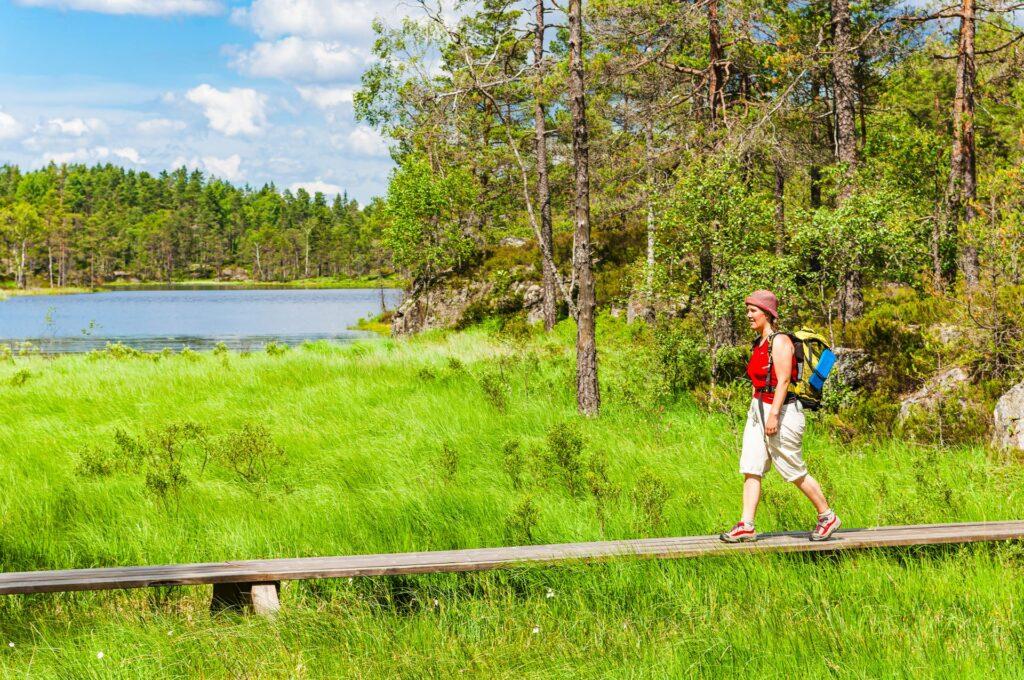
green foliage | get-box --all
[545,422,586,497]
[0,164,386,287]
[384,154,478,281]
[501,439,525,490]
[438,442,460,482]
[503,496,539,545]
[630,471,673,534]
[264,341,288,357]
[214,423,288,493]
[8,368,31,387]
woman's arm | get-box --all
[765,336,795,434]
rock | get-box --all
[831,347,879,390]
[929,323,963,346]
[993,382,1024,451]
[218,266,250,282]
[498,236,530,249]
[626,296,655,324]
[898,366,971,421]
[521,284,546,324]
[391,279,498,336]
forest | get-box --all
[0,164,388,286]
[356,0,1024,417]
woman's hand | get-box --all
[765,411,780,437]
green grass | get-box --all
[0,322,1021,677]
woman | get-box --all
[719,289,841,543]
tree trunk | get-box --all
[17,240,27,289]
[534,0,557,331]
[831,0,858,189]
[831,0,863,321]
[569,0,600,417]
[947,0,980,287]
[707,0,726,123]
[774,159,786,256]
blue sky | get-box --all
[0,0,419,203]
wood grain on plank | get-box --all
[0,521,1021,595]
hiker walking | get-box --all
[720,290,841,543]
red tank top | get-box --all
[747,336,798,404]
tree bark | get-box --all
[774,158,786,256]
[534,0,557,331]
[947,0,980,287]
[569,0,600,417]
[831,0,863,322]
[707,0,727,123]
[831,0,858,189]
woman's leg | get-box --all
[742,474,762,524]
[792,474,829,514]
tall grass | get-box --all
[0,321,1021,677]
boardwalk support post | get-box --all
[211,581,280,616]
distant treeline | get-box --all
[0,164,390,287]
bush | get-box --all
[545,422,586,497]
[215,422,288,493]
[630,471,672,534]
[503,497,540,545]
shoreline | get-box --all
[0,276,406,300]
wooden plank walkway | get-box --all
[1,521,1021,612]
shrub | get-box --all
[264,342,288,357]
[546,422,586,497]
[478,370,508,413]
[215,422,288,493]
[502,439,524,490]
[503,497,540,545]
[630,471,672,534]
[9,369,31,387]
[437,442,459,482]
[586,453,619,537]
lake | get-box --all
[0,288,403,354]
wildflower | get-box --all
[97,652,105,660]
[545,588,554,599]
[167,630,174,636]
[7,642,13,648]
[531,626,540,635]
[433,598,439,607]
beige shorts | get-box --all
[740,397,808,482]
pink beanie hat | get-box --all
[744,290,779,319]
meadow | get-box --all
[0,320,1021,678]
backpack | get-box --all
[752,328,837,411]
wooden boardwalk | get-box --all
[1,520,1021,613]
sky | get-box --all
[0,0,425,204]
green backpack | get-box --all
[755,328,837,411]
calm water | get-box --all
[0,288,403,354]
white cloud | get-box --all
[0,111,22,140]
[296,85,355,110]
[44,117,105,136]
[185,84,267,136]
[15,0,222,15]
[201,154,243,181]
[113,147,142,164]
[42,146,110,164]
[230,37,368,82]
[231,0,378,40]
[344,125,388,157]
[289,180,343,196]
[136,118,187,135]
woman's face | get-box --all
[746,304,767,331]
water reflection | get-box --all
[0,288,403,354]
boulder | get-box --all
[391,279,493,336]
[498,236,530,249]
[897,366,971,421]
[831,347,880,390]
[219,266,250,282]
[521,284,546,324]
[993,381,1024,451]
